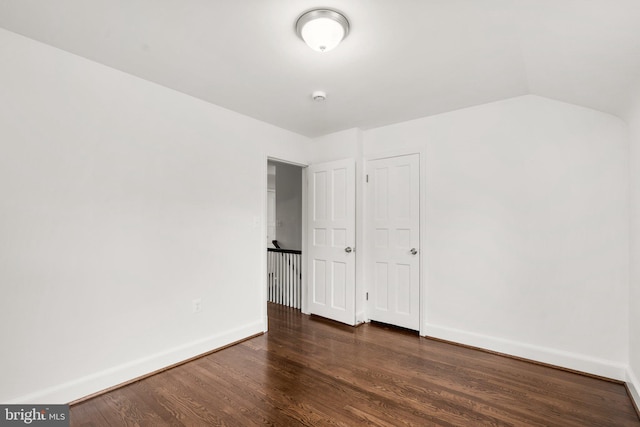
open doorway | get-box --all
[267,160,304,310]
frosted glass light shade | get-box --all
[296,9,350,52]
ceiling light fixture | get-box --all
[296,9,350,52]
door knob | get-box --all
[345,247,353,253]
[410,248,418,255]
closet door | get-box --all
[366,154,420,330]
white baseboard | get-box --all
[7,320,265,404]
[627,368,640,413]
[423,323,627,381]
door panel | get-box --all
[307,159,356,325]
[367,154,420,330]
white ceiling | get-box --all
[1,0,640,137]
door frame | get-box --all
[262,156,309,332]
[363,146,426,336]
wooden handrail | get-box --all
[267,248,302,254]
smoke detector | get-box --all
[312,90,327,101]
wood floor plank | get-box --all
[70,303,640,426]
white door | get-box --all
[366,154,420,330]
[307,159,356,325]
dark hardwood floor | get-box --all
[71,303,640,426]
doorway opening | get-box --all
[267,160,304,310]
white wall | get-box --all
[364,95,630,379]
[0,28,310,403]
[627,95,640,406]
[274,162,302,251]
[310,128,362,163]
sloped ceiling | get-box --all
[1,0,639,137]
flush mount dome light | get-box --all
[296,9,350,52]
